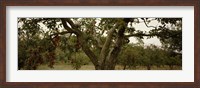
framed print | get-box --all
[0,0,199,88]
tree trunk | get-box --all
[147,65,151,70]
[169,65,174,70]
[123,65,127,70]
[78,35,101,70]
[61,18,128,70]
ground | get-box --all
[37,63,181,70]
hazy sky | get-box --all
[128,19,162,46]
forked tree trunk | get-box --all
[61,18,127,70]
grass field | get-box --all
[37,63,181,70]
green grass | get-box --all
[37,63,181,70]
[115,65,181,70]
[37,64,96,70]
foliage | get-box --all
[118,44,181,70]
[70,51,90,70]
[118,43,143,69]
[18,18,182,70]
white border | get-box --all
[6,6,194,82]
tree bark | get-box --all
[123,65,127,70]
[147,65,151,70]
[169,65,174,70]
[104,21,127,70]
[61,18,129,70]
[77,35,100,69]
[61,18,100,69]
[99,28,116,69]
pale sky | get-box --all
[128,19,162,46]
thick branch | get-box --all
[66,18,82,35]
[61,18,74,32]
[99,28,116,65]
[95,37,103,48]
[90,36,103,49]
[77,35,99,68]
[106,30,124,69]
[65,18,76,29]
[124,33,157,38]
[105,20,127,69]
[61,18,82,36]
[61,18,99,68]
[142,19,157,29]
[50,31,73,36]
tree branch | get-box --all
[90,36,103,49]
[60,18,74,32]
[65,18,76,29]
[61,18,99,67]
[50,31,73,36]
[77,35,99,68]
[106,28,124,69]
[99,28,116,65]
[142,19,157,29]
[124,33,157,38]
[61,18,82,36]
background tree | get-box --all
[118,43,143,70]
